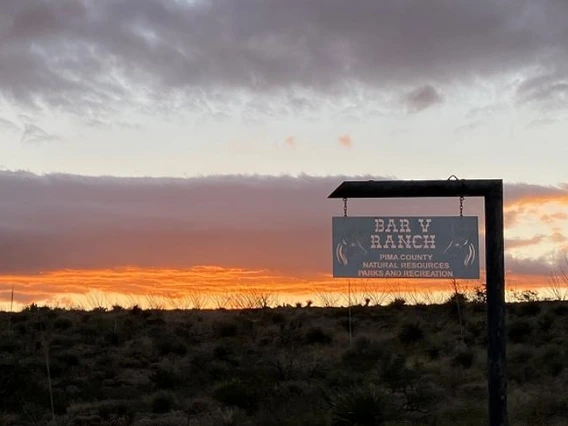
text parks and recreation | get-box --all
[332,216,480,279]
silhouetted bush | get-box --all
[517,302,541,317]
[151,391,176,414]
[539,346,565,377]
[538,313,555,332]
[389,298,406,308]
[398,322,424,344]
[508,320,533,343]
[54,317,73,331]
[553,304,568,315]
[342,336,385,372]
[213,319,239,338]
[451,349,475,369]
[154,334,187,356]
[212,379,259,414]
[2,299,568,425]
[150,366,181,390]
[331,385,398,426]
[305,326,333,345]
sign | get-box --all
[332,216,479,279]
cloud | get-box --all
[506,235,547,250]
[20,123,61,144]
[0,171,486,277]
[516,70,568,109]
[503,182,568,206]
[0,117,20,133]
[0,171,566,281]
[1,0,568,122]
[505,254,556,277]
[454,120,484,136]
[541,212,568,223]
[338,135,352,149]
[285,136,295,147]
[403,85,443,112]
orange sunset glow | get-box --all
[0,265,562,312]
[0,173,567,311]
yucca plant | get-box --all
[330,384,399,426]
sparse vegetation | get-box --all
[1,296,568,425]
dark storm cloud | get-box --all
[1,0,567,119]
[0,171,566,277]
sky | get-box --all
[1,0,568,309]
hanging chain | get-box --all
[448,175,465,218]
[343,197,348,217]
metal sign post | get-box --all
[328,178,507,426]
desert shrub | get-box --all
[515,390,568,425]
[330,384,399,426]
[517,302,541,317]
[267,311,286,324]
[45,357,67,379]
[445,293,468,311]
[338,317,357,334]
[507,345,538,384]
[538,346,565,377]
[129,304,143,315]
[470,285,487,304]
[553,304,568,316]
[508,319,533,343]
[212,379,259,414]
[146,316,166,327]
[426,344,441,360]
[151,391,176,414]
[0,332,20,352]
[11,312,30,323]
[53,317,73,331]
[305,326,333,345]
[465,318,485,337]
[77,377,106,401]
[153,334,187,356]
[104,331,120,346]
[77,323,99,344]
[213,343,238,365]
[213,319,239,338]
[341,336,385,372]
[379,353,418,394]
[514,290,539,303]
[93,399,135,423]
[0,357,47,412]
[538,313,555,332]
[398,322,424,344]
[51,388,69,415]
[150,366,181,390]
[276,319,306,347]
[389,298,406,308]
[451,349,475,369]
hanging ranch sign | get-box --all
[332,216,479,279]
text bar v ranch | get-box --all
[332,216,479,279]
